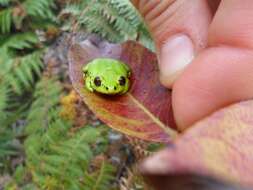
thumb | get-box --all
[132,0,212,87]
[173,0,253,129]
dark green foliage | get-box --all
[0,0,57,180]
[3,77,116,189]
[0,0,56,126]
[1,0,152,189]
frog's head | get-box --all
[90,71,130,95]
[82,58,131,95]
[83,62,130,95]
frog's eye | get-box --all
[119,76,126,86]
[94,76,101,87]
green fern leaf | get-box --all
[2,32,39,50]
[25,77,63,134]
[62,0,154,49]
[22,0,56,20]
[4,51,44,94]
[83,161,116,190]
[0,8,12,34]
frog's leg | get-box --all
[85,78,94,92]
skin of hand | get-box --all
[82,58,130,95]
[130,0,253,189]
[132,0,253,131]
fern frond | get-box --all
[22,0,56,20]
[0,128,18,158]
[89,1,138,38]
[109,0,140,27]
[24,86,114,189]
[0,8,12,34]
[82,11,123,42]
[25,76,63,134]
[42,127,98,174]
[137,24,155,52]
[0,0,57,35]
[14,51,43,88]
[78,0,141,42]
[3,51,44,94]
[83,161,116,190]
[0,84,8,117]
[0,32,42,94]
[1,32,39,50]
[59,3,81,17]
[26,125,104,189]
[61,0,155,50]
[0,48,32,128]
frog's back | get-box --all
[89,58,128,74]
[91,58,122,66]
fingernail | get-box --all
[140,149,171,175]
[159,34,194,88]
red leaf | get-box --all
[141,100,253,187]
[68,37,178,142]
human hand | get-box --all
[131,1,253,189]
[132,0,253,131]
